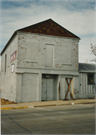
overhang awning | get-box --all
[79,63,96,73]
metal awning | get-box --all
[79,63,96,73]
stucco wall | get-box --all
[17,32,79,71]
[1,35,18,102]
[1,31,80,103]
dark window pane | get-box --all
[88,73,94,85]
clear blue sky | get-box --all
[0,0,95,66]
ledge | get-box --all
[25,59,38,63]
[61,63,72,65]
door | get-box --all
[42,79,47,100]
[42,77,53,101]
[47,79,53,100]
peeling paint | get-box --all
[33,36,37,38]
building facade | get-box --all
[1,19,80,103]
[76,63,95,99]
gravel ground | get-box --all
[1,98,16,105]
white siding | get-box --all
[76,73,95,99]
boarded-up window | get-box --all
[45,45,53,67]
[26,39,37,60]
[5,54,7,73]
[61,44,71,64]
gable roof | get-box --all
[17,19,80,39]
[1,18,80,55]
[79,63,96,73]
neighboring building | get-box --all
[76,63,95,99]
[1,19,80,103]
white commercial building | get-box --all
[1,19,81,103]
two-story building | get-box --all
[1,19,80,103]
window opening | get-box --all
[88,73,94,85]
[5,54,7,73]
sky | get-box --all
[0,0,96,69]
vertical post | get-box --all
[72,78,73,98]
[39,71,42,102]
[46,79,47,101]
[58,82,60,100]
[57,75,60,100]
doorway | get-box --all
[42,74,58,101]
[60,76,73,100]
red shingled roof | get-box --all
[18,19,80,39]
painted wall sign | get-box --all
[10,51,17,63]
[11,64,15,73]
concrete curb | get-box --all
[33,104,56,107]
[1,101,95,110]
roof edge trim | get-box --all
[1,31,17,55]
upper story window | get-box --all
[26,40,37,61]
[45,44,54,67]
[88,73,94,85]
[5,54,7,73]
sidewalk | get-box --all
[1,99,96,110]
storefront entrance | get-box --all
[42,74,58,101]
